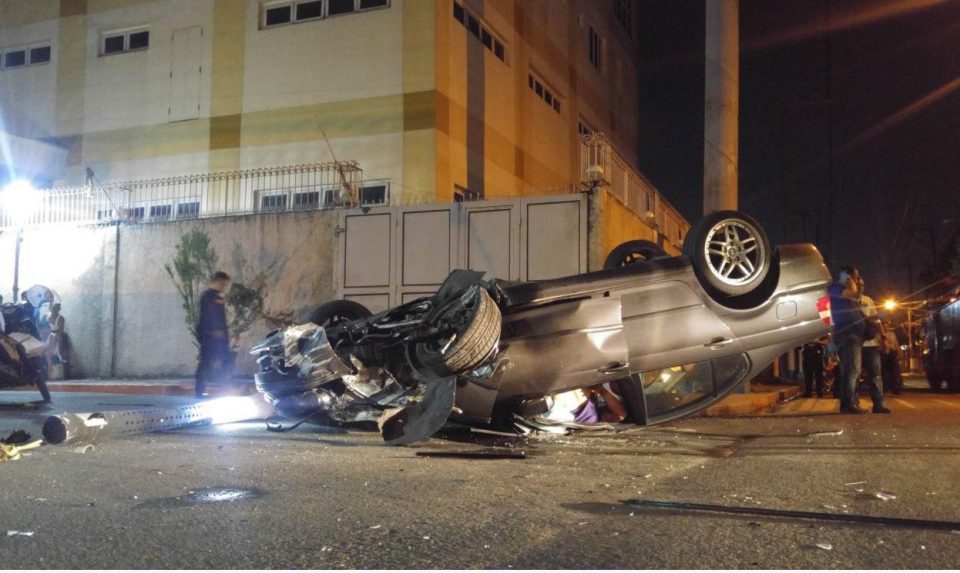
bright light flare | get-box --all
[884,299,897,311]
[199,396,268,425]
[1,179,42,223]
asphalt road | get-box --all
[0,377,958,569]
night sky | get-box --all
[636,0,960,301]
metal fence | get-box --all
[580,133,690,249]
[0,161,368,229]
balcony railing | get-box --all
[0,161,367,229]
[580,133,690,248]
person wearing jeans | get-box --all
[829,266,868,414]
[859,291,891,413]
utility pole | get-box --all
[703,0,739,214]
[822,0,835,267]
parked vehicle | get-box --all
[923,298,960,392]
[251,210,833,444]
[0,285,57,402]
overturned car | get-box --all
[252,211,832,444]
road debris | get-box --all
[874,492,896,501]
[811,543,833,551]
[844,481,867,486]
[1,440,42,462]
[810,429,844,438]
[42,396,274,445]
[2,429,32,444]
[415,448,527,460]
[6,531,35,537]
[623,498,960,531]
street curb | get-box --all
[702,386,802,417]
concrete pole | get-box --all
[704,0,739,214]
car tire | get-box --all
[415,288,502,377]
[683,210,773,298]
[927,372,943,391]
[306,299,372,327]
[603,240,669,269]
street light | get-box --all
[1,179,42,302]
[1,179,42,223]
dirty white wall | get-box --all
[0,209,338,378]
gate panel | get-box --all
[460,200,520,281]
[398,205,456,302]
[339,208,394,310]
[336,196,587,307]
[521,196,587,281]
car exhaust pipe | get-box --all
[42,396,274,445]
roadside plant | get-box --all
[165,229,268,348]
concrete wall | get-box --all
[587,188,668,271]
[0,189,661,379]
[0,209,338,379]
[114,210,339,376]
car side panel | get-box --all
[494,297,630,399]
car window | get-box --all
[641,353,750,421]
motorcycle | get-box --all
[0,285,57,402]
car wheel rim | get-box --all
[703,219,765,286]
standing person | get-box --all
[880,320,904,395]
[859,286,891,414]
[195,271,231,398]
[43,303,66,364]
[828,266,868,414]
[802,337,827,398]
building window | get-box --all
[265,3,293,25]
[176,201,200,218]
[454,184,482,202]
[528,72,562,114]
[295,0,323,20]
[1,43,53,70]
[29,46,51,65]
[2,50,26,68]
[261,194,288,211]
[261,0,389,28]
[588,26,602,71]
[149,204,172,219]
[614,0,630,33]
[328,0,355,16]
[452,1,506,63]
[128,206,145,221]
[293,190,320,209]
[578,119,595,138]
[100,28,150,56]
[359,181,389,205]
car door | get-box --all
[617,275,746,373]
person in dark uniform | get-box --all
[802,337,827,398]
[195,271,231,398]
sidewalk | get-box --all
[701,383,803,417]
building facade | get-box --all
[1,0,646,208]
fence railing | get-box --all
[580,133,690,248]
[0,161,367,229]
